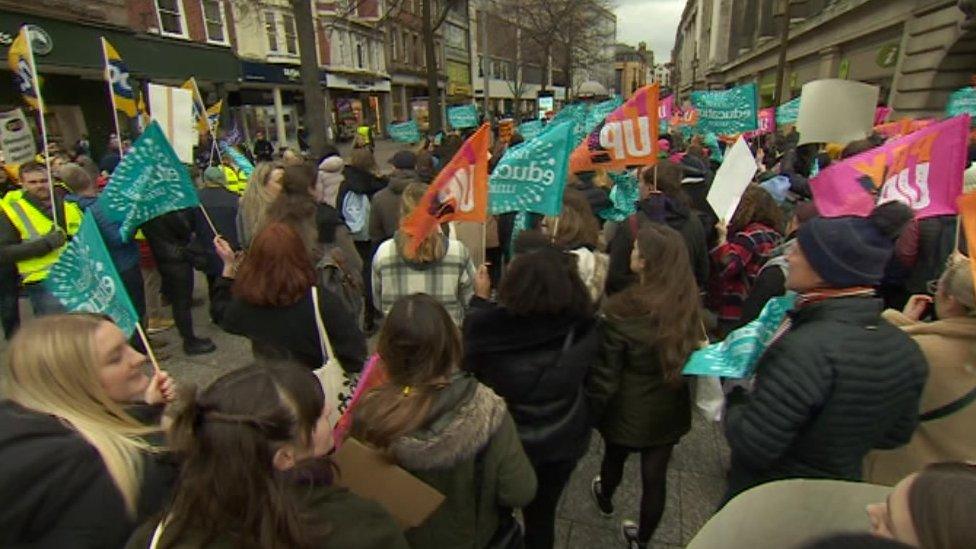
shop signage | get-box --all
[876,44,900,68]
[326,73,392,93]
[449,82,473,96]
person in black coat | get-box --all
[253,130,274,162]
[464,236,597,549]
[140,208,216,355]
[606,161,709,296]
[191,167,241,287]
[725,202,928,499]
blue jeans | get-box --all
[26,283,65,317]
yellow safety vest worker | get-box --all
[3,188,23,204]
[357,125,372,144]
[0,197,82,284]
[222,165,246,195]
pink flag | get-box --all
[874,106,893,125]
[873,118,935,139]
[659,95,674,123]
[811,115,971,219]
[744,107,776,139]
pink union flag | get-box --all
[811,115,971,219]
[744,107,776,139]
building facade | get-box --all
[672,0,974,118]
[614,42,653,99]
[384,0,447,130]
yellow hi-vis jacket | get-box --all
[222,165,246,195]
[0,196,82,284]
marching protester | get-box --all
[588,224,703,549]
[236,161,284,249]
[724,202,928,499]
[260,163,323,260]
[369,149,421,246]
[190,166,240,292]
[127,363,406,549]
[0,314,176,547]
[463,234,598,549]
[543,189,610,304]
[350,293,537,548]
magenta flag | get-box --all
[874,106,893,125]
[744,107,776,139]
[811,115,971,219]
[659,95,674,122]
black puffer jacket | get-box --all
[140,208,199,266]
[463,304,597,465]
[338,166,387,210]
[725,296,928,497]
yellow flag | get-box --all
[181,77,209,133]
[7,27,40,109]
[101,38,137,118]
[206,99,222,132]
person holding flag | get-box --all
[0,161,82,316]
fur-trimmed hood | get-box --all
[391,375,507,471]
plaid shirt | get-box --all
[709,222,783,321]
[372,237,476,325]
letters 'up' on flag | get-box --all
[97,120,200,241]
[7,27,40,109]
[101,38,136,118]
[489,121,574,216]
[181,77,209,133]
[400,123,490,255]
[810,114,971,219]
[570,84,660,173]
[46,213,139,336]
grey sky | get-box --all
[614,0,685,65]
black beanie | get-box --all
[797,201,913,287]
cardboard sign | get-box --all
[147,83,196,163]
[796,79,878,145]
[0,108,36,165]
[333,438,445,529]
[706,136,758,221]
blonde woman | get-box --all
[236,161,284,249]
[0,314,176,547]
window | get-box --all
[283,14,297,54]
[356,42,364,69]
[390,29,398,63]
[201,1,228,44]
[265,11,279,52]
[401,31,411,63]
[155,0,187,37]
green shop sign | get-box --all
[877,44,900,68]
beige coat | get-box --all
[863,310,976,486]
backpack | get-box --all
[317,249,364,327]
[342,191,371,241]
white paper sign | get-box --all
[796,79,879,146]
[707,137,757,221]
[147,83,195,163]
[0,108,37,165]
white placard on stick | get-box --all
[796,79,879,146]
[0,108,37,165]
[706,136,758,222]
[147,83,195,163]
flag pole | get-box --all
[134,321,161,373]
[99,37,125,161]
[199,204,219,237]
[21,26,59,228]
[191,77,222,162]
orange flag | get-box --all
[401,124,490,254]
[570,84,660,173]
[958,192,976,303]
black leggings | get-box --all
[599,442,675,544]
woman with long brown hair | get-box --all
[351,294,537,549]
[587,224,702,549]
[542,188,609,304]
[127,362,406,549]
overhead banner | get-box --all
[810,115,971,219]
[775,96,801,126]
[796,79,878,145]
[447,104,479,129]
[569,83,660,173]
[690,83,759,135]
[489,121,573,216]
[946,86,976,126]
[147,83,196,163]
[0,108,36,165]
[387,120,421,143]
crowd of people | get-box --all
[0,103,975,549]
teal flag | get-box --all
[220,142,254,178]
[46,213,139,336]
[447,104,479,129]
[489,121,573,216]
[704,132,724,163]
[947,87,976,127]
[518,120,544,141]
[583,96,623,135]
[97,121,200,242]
[691,83,759,135]
[598,171,640,222]
[683,293,797,378]
[550,103,589,144]
[388,120,421,142]
[776,97,801,126]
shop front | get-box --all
[233,60,329,151]
[325,72,391,142]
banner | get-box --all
[7,27,39,110]
[796,79,878,145]
[101,38,136,118]
[447,104,479,129]
[683,293,797,378]
[147,83,195,163]
[690,83,758,135]
[706,137,757,221]
[598,171,640,222]
[776,97,801,126]
[518,119,544,141]
[489,121,573,216]
[401,124,490,253]
[810,115,971,219]
[947,87,976,126]
[97,121,200,241]
[388,120,421,143]
[46,213,139,336]
[569,84,660,173]
[0,108,36,165]
[744,107,776,140]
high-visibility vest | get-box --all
[3,189,23,204]
[357,125,372,144]
[0,197,82,284]
[222,165,246,195]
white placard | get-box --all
[147,83,195,163]
[796,79,879,146]
[706,136,758,222]
[0,108,37,165]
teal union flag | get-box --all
[97,121,200,241]
[489,121,573,216]
[46,213,139,335]
[447,104,479,129]
[388,119,421,143]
